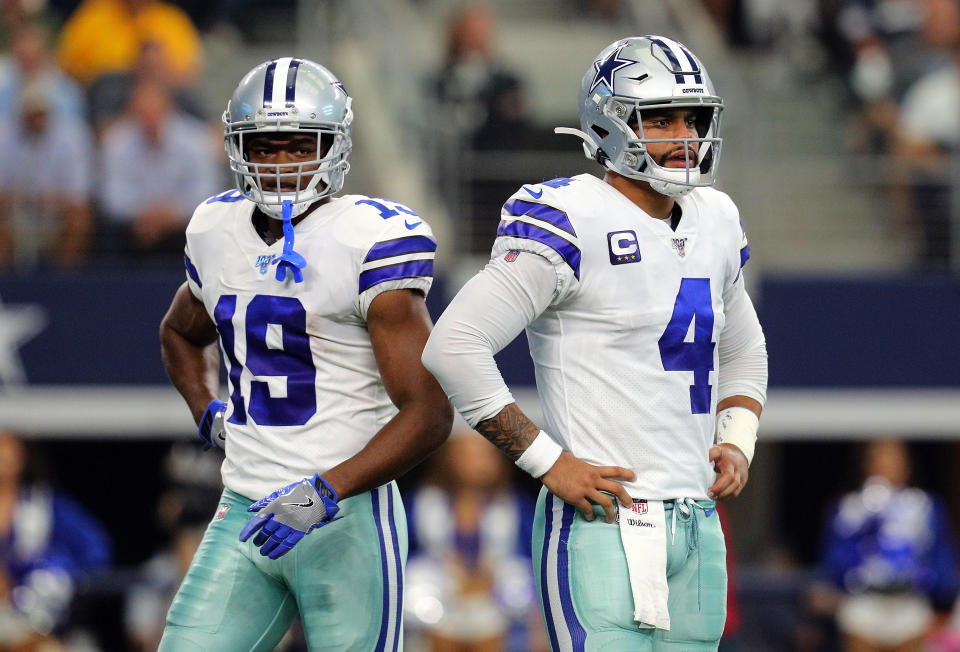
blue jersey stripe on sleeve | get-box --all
[359,259,434,293]
[184,254,202,288]
[364,235,437,263]
[740,244,751,267]
[503,200,577,237]
[497,220,581,279]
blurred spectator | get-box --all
[404,428,546,652]
[429,3,535,254]
[718,502,743,651]
[821,438,960,652]
[124,443,220,651]
[0,430,111,644]
[56,0,202,87]
[97,79,219,260]
[834,0,947,151]
[431,3,528,149]
[0,79,94,268]
[0,21,85,122]
[893,0,960,269]
[87,39,207,137]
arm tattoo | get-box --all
[475,403,541,462]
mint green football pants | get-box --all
[158,483,406,651]
[533,488,727,651]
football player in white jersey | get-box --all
[422,36,767,651]
[157,58,452,651]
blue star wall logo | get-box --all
[589,45,637,95]
[0,293,47,387]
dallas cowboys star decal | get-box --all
[589,44,637,94]
[332,81,347,96]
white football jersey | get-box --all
[183,190,436,499]
[493,174,750,499]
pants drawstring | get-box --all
[671,498,707,612]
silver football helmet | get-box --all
[556,36,723,197]
[223,57,353,219]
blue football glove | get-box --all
[239,474,340,559]
[198,399,226,449]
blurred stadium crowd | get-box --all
[1,0,960,650]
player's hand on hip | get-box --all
[541,451,635,523]
[708,443,749,500]
[197,399,227,450]
[239,474,341,559]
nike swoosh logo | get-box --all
[404,219,422,230]
[523,186,543,199]
[282,498,314,508]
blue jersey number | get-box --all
[214,294,317,427]
[354,198,419,219]
[658,278,715,414]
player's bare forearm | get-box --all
[322,289,453,500]
[324,395,451,500]
[159,282,221,424]
[710,394,759,500]
[474,403,541,461]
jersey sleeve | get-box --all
[183,241,203,300]
[357,209,437,320]
[491,182,582,303]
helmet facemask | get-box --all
[595,95,722,197]
[224,115,352,220]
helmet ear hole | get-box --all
[699,147,714,173]
[694,108,712,138]
[591,125,609,139]
[319,133,334,157]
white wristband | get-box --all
[716,407,759,465]
[515,430,563,478]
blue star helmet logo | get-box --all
[589,44,637,95]
[332,81,347,96]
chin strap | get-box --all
[274,200,307,283]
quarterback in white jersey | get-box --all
[159,58,451,651]
[423,37,766,651]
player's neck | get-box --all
[604,171,676,221]
[253,197,330,245]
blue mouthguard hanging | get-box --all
[274,200,307,283]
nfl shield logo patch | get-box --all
[631,499,648,515]
[504,250,520,262]
[215,504,232,520]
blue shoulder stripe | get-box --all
[503,199,577,237]
[740,244,751,267]
[184,254,201,288]
[497,220,581,279]
[359,259,434,293]
[364,235,437,263]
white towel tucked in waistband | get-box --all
[618,498,670,630]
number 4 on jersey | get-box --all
[658,278,715,414]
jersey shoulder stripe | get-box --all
[363,235,437,263]
[184,253,202,288]
[497,220,581,279]
[359,259,433,293]
[503,199,577,237]
[498,198,581,278]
